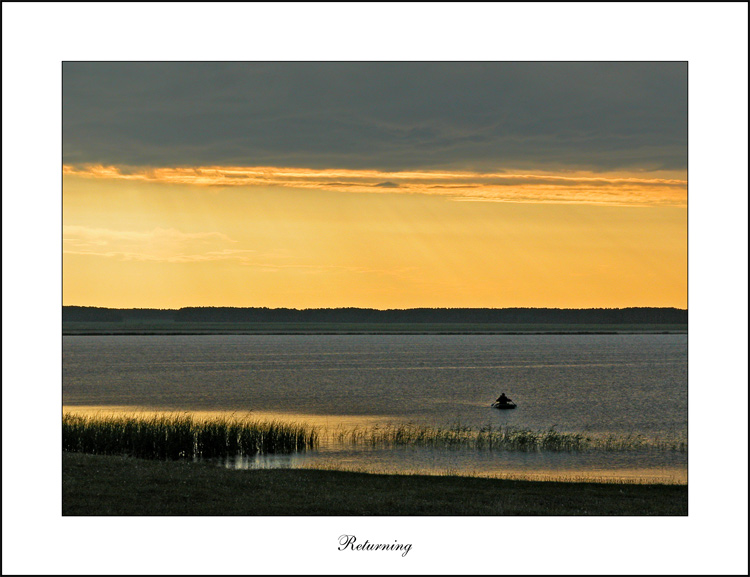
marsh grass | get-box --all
[334,423,686,452]
[62,412,318,459]
[63,412,684,460]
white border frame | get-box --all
[3,3,748,575]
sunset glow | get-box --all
[63,164,687,207]
[62,62,688,309]
[63,173,687,309]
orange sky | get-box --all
[62,63,688,309]
[63,169,687,309]
[63,164,687,207]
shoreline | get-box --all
[63,330,688,336]
[63,452,688,516]
[62,320,688,336]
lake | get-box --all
[63,333,687,482]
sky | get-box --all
[63,62,687,309]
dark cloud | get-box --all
[63,62,687,172]
[374,182,400,188]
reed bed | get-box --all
[334,423,686,452]
[62,412,319,460]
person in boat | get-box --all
[495,392,512,405]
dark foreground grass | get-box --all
[63,453,687,516]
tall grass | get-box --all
[62,412,318,460]
[63,413,685,458]
[335,423,686,452]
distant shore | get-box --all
[63,321,687,336]
[63,306,687,335]
[63,452,688,516]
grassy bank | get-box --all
[63,452,687,515]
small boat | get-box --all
[491,401,517,410]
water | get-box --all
[63,334,687,481]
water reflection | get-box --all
[222,444,687,483]
[227,452,311,470]
[63,334,687,436]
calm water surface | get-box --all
[63,334,687,481]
